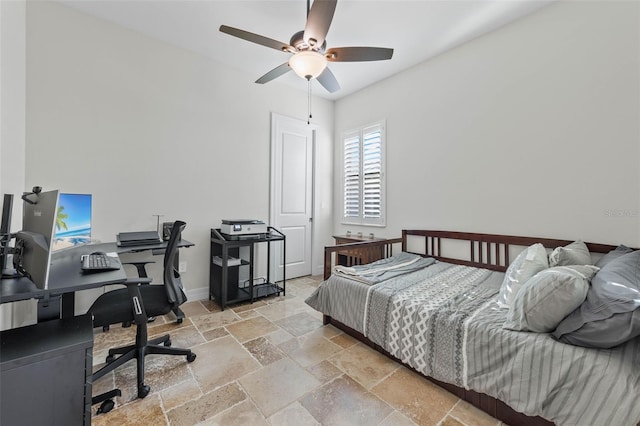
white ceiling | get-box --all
[59,0,553,100]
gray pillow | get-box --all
[504,265,599,333]
[554,310,640,349]
[595,245,634,268]
[549,240,591,267]
[553,249,640,348]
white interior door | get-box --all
[270,113,314,280]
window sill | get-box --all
[341,221,386,228]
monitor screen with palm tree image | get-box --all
[53,193,92,251]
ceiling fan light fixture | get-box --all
[288,50,327,80]
[220,0,392,93]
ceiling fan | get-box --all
[219,0,394,93]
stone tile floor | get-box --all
[91,275,504,426]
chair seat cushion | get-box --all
[90,284,173,328]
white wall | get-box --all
[13,0,640,321]
[0,0,39,329]
[1,1,26,196]
[334,0,640,247]
[25,1,334,311]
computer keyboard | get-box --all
[81,253,120,272]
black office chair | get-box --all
[90,221,196,412]
[121,253,185,327]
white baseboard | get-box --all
[314,264,324,277]
[186,287,209,302]
[186,264,325,302]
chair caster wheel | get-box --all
[122,321,132,328]
[97,399,115,414]
[164,339,172,347]
[106,354,115,363]
[176,318,183,324]
[187,353,196,363]
[138,385,150,398]
[102,325,110,332]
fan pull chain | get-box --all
[307,78,312,125]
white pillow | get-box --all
[503,265,599,332]
[497,243,548,308]
[549,240,591,267]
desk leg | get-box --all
[37,295,62,322]
[36,293,74,321]
[62,293,75,318]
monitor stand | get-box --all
[2,268,22,280]
[2,268,19,279]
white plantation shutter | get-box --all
[343,132,361,219]
[362,124,382,220]
[342,121,385,226]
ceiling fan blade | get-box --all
[316,67,340,93]
[326,47,394,62]
[304,0,337,48]
[220,25,294,53]
[255,62,292,84]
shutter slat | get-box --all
[343,124,383,222]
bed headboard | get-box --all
[402,230,619,273]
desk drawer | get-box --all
[0,315,93,426]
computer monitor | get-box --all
[1,194,13,235]
[14,189,59,289]
[13,231,51,287]
[1,194,14,270]
[53,193,92,251]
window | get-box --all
[342,121,385,226]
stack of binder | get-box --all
[116,231,162,247]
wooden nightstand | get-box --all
[333,234,387,266]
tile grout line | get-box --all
[157,306,250,420]
[438,399,465,426]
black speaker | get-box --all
[162,222,173,241]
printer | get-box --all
[220,219,267,238]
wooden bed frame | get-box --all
[322,230,620,426]
[323,237,402,279]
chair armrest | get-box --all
[102,277,152,289]
[122,278,151,327]
[122,261,156,279]
[122,261,156,266]
[123,277,153,286]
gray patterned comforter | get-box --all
[305,259,640,425]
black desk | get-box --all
[1,243,126,320]
[0,238,194,424]
[0,243,126,304]
[115,238,194,253]
[0,239,193,320]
